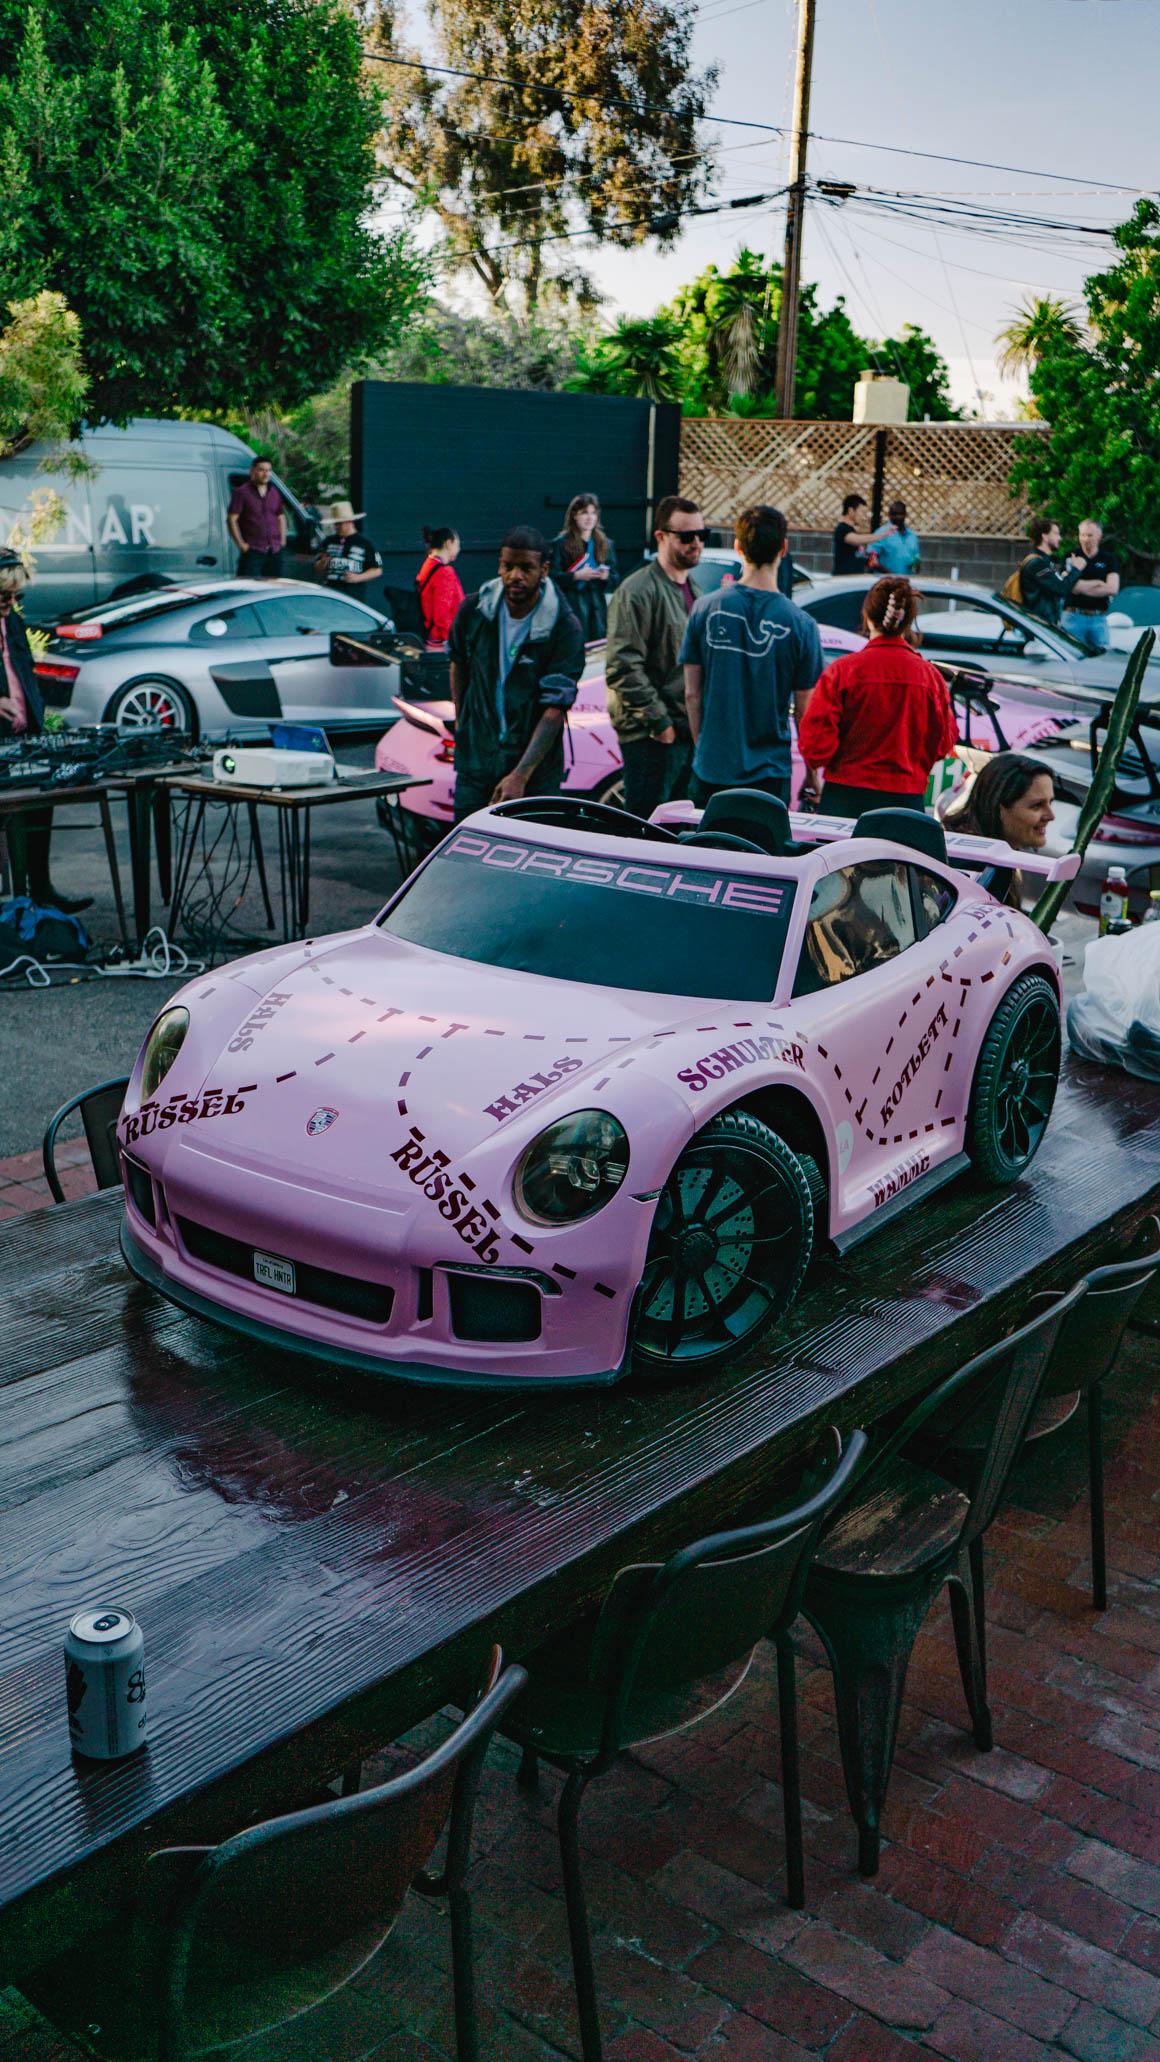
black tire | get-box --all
[967,971,1060,1186]
[593,769,626,811]
[632,1109,815,1378]
[104,677,198,738]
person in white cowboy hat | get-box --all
[314,500,383,589]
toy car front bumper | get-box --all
[121,1218,637,1390]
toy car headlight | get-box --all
[141,1007,189,1098]
[513,1111,629,1226]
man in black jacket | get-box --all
[1017,516,1082,630]
[448,527,585,822]
[0,554,91,912]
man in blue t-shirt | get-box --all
[679,504,824,806]
[866,499,920,576]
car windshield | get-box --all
[381,831,796,1001]
[983,593,1089,656]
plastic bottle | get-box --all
[1142,890,1160,926]
[1100,865,1130,936]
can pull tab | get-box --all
[92,1613,123,1633]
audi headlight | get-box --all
[141,1007,189,1098]
[513,1110,629,1226]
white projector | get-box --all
[212,747,335,788]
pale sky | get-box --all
[378,0,1158,416]
[583,0,1158,413]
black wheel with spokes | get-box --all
[967,971,1060,1185]
[632,1110,815,1379]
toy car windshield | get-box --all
[381,828,796,1001]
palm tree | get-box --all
[995,295,1085,380]
[707,252,768,400]
[585,316,683,402]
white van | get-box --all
[0,418,323,623]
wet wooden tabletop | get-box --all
[3,1055,1159,1977]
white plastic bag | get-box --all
[1067,925,1160,1080]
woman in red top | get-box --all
[798,576,958,817]
[416,525,465,648]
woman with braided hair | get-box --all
[798,575,958,819]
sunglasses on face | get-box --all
[661,527,710,544]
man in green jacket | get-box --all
[604,494,706,820]
[449,526,585,821]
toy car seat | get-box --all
[699,788,799,857]
[853,807,948,866]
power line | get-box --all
[363,46,1150,191]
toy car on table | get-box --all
[119,792,1078,1388]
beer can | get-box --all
[65,1607,147,1759]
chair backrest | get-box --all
[700,787,797,856]
[679,828,766,854]
[853,807,947,866]
[151,1651,525,2059]
[586,1428,868,1758]
[1039,1215,1160,1399]
[42,1076,130,1202]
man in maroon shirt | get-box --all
[227,457,287,578]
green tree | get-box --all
[652,250,868,420]
[0,0,428,421]
[1009,200,1160,556]
[872,324,962,421]
[0,292,87,460]
[0,290,92,558]
[364,0,715,313]
[995,295,1084,382]
[570,315,683,401]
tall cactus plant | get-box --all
[1032,629,1157,936]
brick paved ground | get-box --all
[4,1181,1160,2060]
[0,1138,97,1220]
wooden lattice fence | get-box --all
[679,418,1047,538]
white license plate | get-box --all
[253,1250,296,1295]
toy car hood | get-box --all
[118,926,721,1203]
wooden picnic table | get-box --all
[3,1055,1160,1981]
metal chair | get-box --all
[804,1283,1086,1881]
[41,1075,130,1202]
[939,1217,1160,1611]
[500,1427,868,2062]
[23,1649,525,2062]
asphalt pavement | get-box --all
[0,744,408,1156]
[0,755,1098,1159]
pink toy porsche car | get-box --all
[119,792,1077,1387]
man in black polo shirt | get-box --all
[831,494,877,575]
[1064,518,1120,653]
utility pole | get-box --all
[774,0,817,419]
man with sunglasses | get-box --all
[605,495,706,820]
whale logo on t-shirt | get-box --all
[705,612,792,657]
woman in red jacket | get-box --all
[416,525,465,648]
[798,576,958,817]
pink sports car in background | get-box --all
[119,792,1077,1388]
[374,636,1073,838]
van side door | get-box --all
[91,465,217,600]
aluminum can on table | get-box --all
[65,1607,148,1759]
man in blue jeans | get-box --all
[1063,518,1120,652]
[680,504,823,807]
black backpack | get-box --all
[385,560,441,637]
